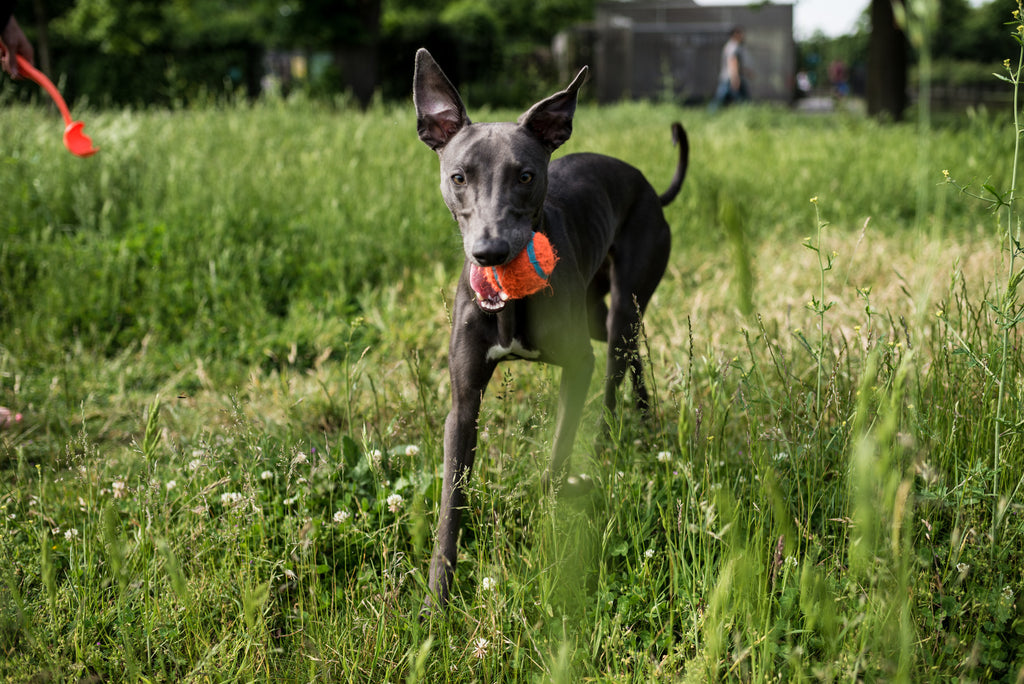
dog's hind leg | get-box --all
[603,278,649,418]
[603,214,670,419]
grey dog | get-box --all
[413,48,688,611]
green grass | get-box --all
[1,73,1023,681]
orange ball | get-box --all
[484,232,559,299]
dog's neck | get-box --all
[487,302,542,362]
[496,300,518,349]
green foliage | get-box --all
[53,0,168,55]
[20,0,598,106]
[937,0,1016,62]
[379,0,594,104]
[53,0,281,53]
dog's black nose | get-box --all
[472,238,511,266]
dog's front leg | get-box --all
[543,351,594,488]
[424,321,496,614]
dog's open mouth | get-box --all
[469,264,508,313]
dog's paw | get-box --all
[541,470,595,498]
[563,473,597,498]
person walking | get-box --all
[710,26,748,111]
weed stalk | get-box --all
[942,2,1024,551]
[804,197,835,420]
[991,7,1024,547]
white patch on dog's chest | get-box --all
[486,339,541,362]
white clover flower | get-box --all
[165,480,177,492]
[480,576,496,591]
[387,493,404,512]
[111,481,126,499]
[220,492,243,505]
[405,444,421,457]
[472,637,489,658]
[64,528,78,540]
[656,451,672,463]
[188,459,203,472]
[333,510,351,524]
[956,562,970,575]
[283,496,299,506]
[645,548,655,559]
[260,470,274,481]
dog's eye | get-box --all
[451,173,466,186]
[519,172,534,184]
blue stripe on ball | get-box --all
[527,240,547,279]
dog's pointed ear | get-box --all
[414,49,470,151]
[518,66,589,153]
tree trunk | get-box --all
[31,0,50,74]
[867,0,908,121]
[335,0,380,108]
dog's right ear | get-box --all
[413,49,470,151]
[518,65,589,153]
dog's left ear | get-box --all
[518,66,589,153]
[414,48,471,151]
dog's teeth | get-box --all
[499,291,509,301]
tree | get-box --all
[24,0,73,74]
[867,0,908,121]
[961,0,1020,63]
[49,0,282,103]
[930,0,971,59]
[282,0,381,106]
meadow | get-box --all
[1,69,1023,681]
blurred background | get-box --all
[0,0,1014,118]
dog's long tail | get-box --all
[659,122,689,207]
